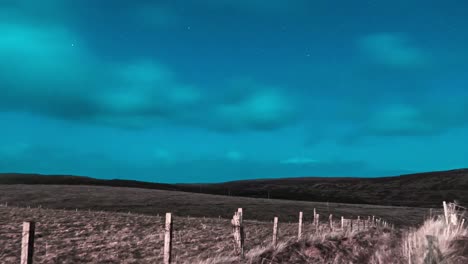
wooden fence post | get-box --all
[329,214,333,231]
[443,201,449,226]
[21,221,35,264]
[232,208,244,258]
[238,208,244,256]
[357,216,360,230]
[315,214,320,230]
[298,212,303,239]
[341,216,344,230]
[164,213,173,264]
[237,208,243,222]
[272,217,278,246]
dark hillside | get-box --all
[1,169,467,207]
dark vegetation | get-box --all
[0,185,432,226]
[1,168,468,208]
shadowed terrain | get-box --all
[0,185,433,226]
[178,169,468,207]
[1,168,468,208]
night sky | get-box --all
[1,0,467,183]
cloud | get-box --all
[92,61,203,127]
[214,89,297,131]
[152,148,176,165]
[339,102,468,143]
[226,151,243,161]
[280,157,319,165]
[366,104,439,136]
[0,22,101,117]
[0,17,298,132]
[0,0,76,25]
[358,33,427,68]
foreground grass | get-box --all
[402,203,468,264]
[0,206,313,263]
[1,205,467,263]
[1,185,466,263]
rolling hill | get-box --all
[1,168,467,208]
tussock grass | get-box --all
[403,203,468,264]
[202,203,468,264]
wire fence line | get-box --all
[1,205,396,264]
[7,200,462,263]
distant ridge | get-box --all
[0,173,177,191]
[1,168,467,207]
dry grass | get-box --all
[402,203,468,264]
[0,205,398,263]
[200,227,402,264]
[0,206,324,263]
[1,185,467,263]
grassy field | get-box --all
[0,185,435,226]
[2,169,467,208]
[0,206,397,263]
[0,185,467,263]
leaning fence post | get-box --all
[298,211,303,239]
[21,221,35,264]
[164,213,173,264]
[272,217,278,246]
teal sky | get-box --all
[1,0,467,183]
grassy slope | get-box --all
[1,168,467,208]
[0,185,433,226]
[179,169,468,207]
[1,185,466,263]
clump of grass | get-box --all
[201,224,401,264]
[203,203,468,264]
[403,202,468,264]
